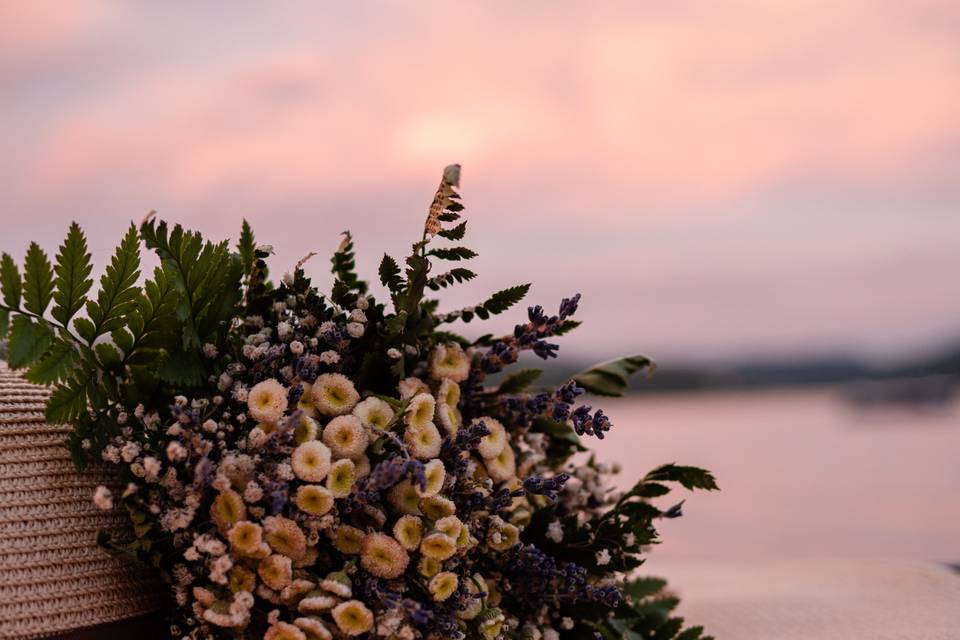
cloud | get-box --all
[1,1,959,359]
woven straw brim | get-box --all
[0,365,167,639]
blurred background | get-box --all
[2,1,959,634]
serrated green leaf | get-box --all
[22,242,54,316]
[45,375,90,423]
[85,225,141,341]
[644,464,718,491]
[330,230,368,305]
[0,253,22,309]
[156,348,205,387]
[481,283,531,315]
[427,267,476,291]
[437,220,467,240]
[553,319,581,336]
[141,219,239,348]
[237,219,256,277]
[94,342,122,369]
[0,308,8,337]
[111,327,134,353]
[6,316,53,368]
[24,338,77,384]
[497,368,543,394]
[675,627,707,640]
[51,222,94,326]
[625,576,669,600]
[379,254,404,293]
[72,317,95,343]
[428,246,477,261]
[574,355,655,397]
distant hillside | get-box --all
[540,342,960,393]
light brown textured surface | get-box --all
[0,365,166,639]
[658,558,960,640]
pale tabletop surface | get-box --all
[658,558,960,640]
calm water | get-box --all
[589,386,960,564]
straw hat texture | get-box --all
[0,364,166,639]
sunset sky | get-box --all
[2,1,958,365]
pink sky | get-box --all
[2,1,959,363]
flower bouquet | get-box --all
[0,166,716,640]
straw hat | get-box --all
[0,364,166,639]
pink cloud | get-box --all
[7,1,958,219]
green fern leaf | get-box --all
[481,283,530,315]
[437,221,467,240]
[428,246,477,261]
[427,268,476,291]
[24,338,77,384]
[7,315,54,368]
[379,254,404,294]
[85,224,141,340]
[141,219,240,348]
[45,373,91,423]
[51,222,94,325]
[0,252,22,309]
[237,219,257,277]
[22,242,55,316]
[643,464,719,491]
[330,231,368,305]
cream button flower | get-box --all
[485,444,517,483]
[291,441,332,482]
[264,515,307,561]
[393,514,424,551]
[311,373,360,416]
[258,553,293,590]
[360,532,410,579]
[326,458,356,498]
[352,396,394,430]
[387,479,421,515]
[404,393,436,429]
[293,617,332,640]
[265,621,307,640]
[419,459,446,496]
[227,520,263,556]
[331,600,374,636]
[331,525,365,554]
[429,343,470,382]
[429,571,459,602]
[293,415,319,445]
[248,379,287,424]
[476,417,507,459]
[211,489,246,532]
[322,415,368,459]
[420,532,457,561]
[404,422,442,459]
[295,484,334,516]
[420,494,456,520]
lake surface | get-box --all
[589,386,960,565]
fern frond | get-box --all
[51,222,94,326]
[237,219,257,278]
[427,268,477,291]
[330,231,368,306]
[0,253,21,309]
[24,337,77,385]
[427,247,477,261]
[22,242,55,316]
[84,224,141,341]
[6,315,53,368]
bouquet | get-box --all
[0,166,717,640]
